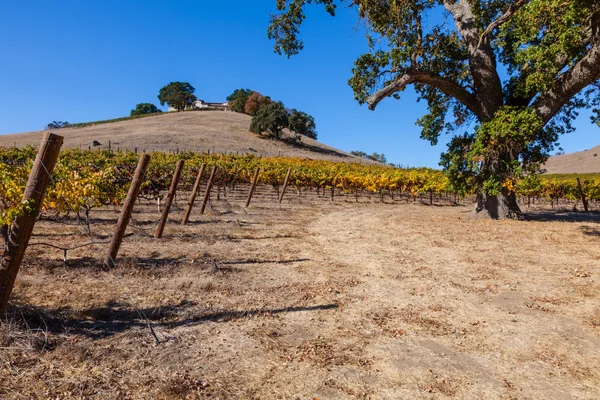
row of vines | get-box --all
[2,147,600,224]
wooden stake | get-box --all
[181,163,206,225]
[200,165,217,215]
[154,160,184,238]
[0,132,63,316]
[104,154,150,268]
[279,167,292,203]
[576,178,589,212]
[245,167,260,208]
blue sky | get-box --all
[0,1,598,168]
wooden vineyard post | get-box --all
[0,132,63,317]
[279,167,292,203]
[104,153,151,268]
[154,160,185,239]
[199,165,217,215]
[181,163,206,225]
[576,178,589,212]
[245,167,260,208]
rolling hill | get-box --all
[542,145,600,174]
[0,111,372,163]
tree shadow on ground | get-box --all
[23,255,187,272]
[524,211,600,223]
[167,303,339,329]
[580,225,600,236]
[419,201,468,208]
[3,300,338,341]
[221,258,310,265]
[279,137,351,158]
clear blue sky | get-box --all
[0,1,598,168]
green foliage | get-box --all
[250,102,289,138]
[268,0,600,200]
[130,103,161,116]
[227,88,255,113]
[158,82,197,111]
[244,92,272,116]
[288,109,317,139]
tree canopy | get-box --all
[130,103,161,116]
[158,82,197,111]
[245,92,272,116]
[288,109,317,139]
[227,88,255,113]
[250,102,289,138]
[269,0,600,219]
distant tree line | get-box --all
[350,151,387,164]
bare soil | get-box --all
[1,189,599,399]
[0,111,373,163]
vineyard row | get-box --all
[2,147,600,224]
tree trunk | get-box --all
[470,188,523,220]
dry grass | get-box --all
[1,188,599,399]
[543,144,600,174]
[0,111,375,163]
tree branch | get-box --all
[534,11,600,124]
[477,0,531,49]
[443,0,478,52]
[443,0,503,119]
[366,72,480,116]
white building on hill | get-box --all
[168,100,229,112]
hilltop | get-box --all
[0,111,371,163]
[543,144,600,174]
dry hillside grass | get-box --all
[543,145,600,174]
[1,188,599,399]
[0,111,374,163]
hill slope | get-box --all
[0,111,369,163]
[543,145,600,174]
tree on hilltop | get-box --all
[130,103,161,116]
[250,102,289,138]
[227,88,255,113]
[269,0,600,219]
[158,82,197,112]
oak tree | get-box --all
[250,101,289,138]
[158,82,197,112]
[288,109,317,139]
[269,0,600,219]
[130,103,161,116]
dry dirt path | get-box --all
[294,204,600,399]
[1,201,599,399]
